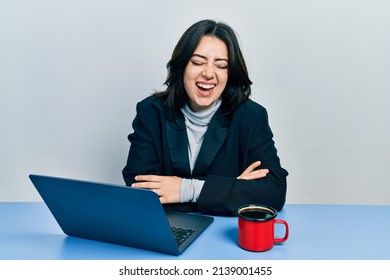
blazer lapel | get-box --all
[192,110,230,176]
[165,113,192,177]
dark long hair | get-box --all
[154,19,252,114]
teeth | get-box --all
[197,83,215,90]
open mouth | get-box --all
[196,82,216,92]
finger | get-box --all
[242,161,261,175]
[131,181,159,189]
[250,169,269,179]
[240,169,269,180]
[237,161,261,179]
[134,175,161,182]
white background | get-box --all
[1,0,389,204]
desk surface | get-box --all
[1,202,389,260]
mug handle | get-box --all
[274,219,289,243]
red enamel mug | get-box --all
[237,204,289,252]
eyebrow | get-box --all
[192,54,229,62]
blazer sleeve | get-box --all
[122,100,162,186]
[196,107,288,216]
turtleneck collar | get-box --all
[181,99,222,127]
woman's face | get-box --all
[183,36,229,112]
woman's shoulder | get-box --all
[234,99,268,117]
[229,99,271,132]
[138,95,163,107]
[136,95,167,113]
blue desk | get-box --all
[1,202,389,260]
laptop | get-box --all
[29,174,213,256]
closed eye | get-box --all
[216,64,228,69]
[191,60,204,66]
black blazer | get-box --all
[122,96,288,216]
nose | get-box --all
[202,64,215,80]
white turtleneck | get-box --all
[179,99,222,203]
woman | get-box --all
[122,19,288,216]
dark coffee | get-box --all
[239,208,274,220]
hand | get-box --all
[237,161,269,180]
[132,175,182,204]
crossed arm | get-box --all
[131,161,269,204]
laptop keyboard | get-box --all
[171,226,195,246]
